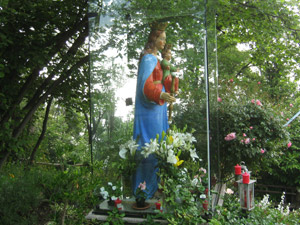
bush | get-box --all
[209,97,290,178]
[0,165,43,225]
[210,191,300,224]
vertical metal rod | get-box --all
[204,0,211,206]
[88,2,95,176]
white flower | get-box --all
[189,148,199,161]
[200,194,206,199]
[111,196,117,201]
[100,187,105,192]
[258,194,270,209]
[142,139,158,158]
[119,146,127,159]
[112,186,116,191]
[184,133,197,143]
[127,139,138,156]
[100,190,109,199]
[172,132,185,148]
[108,182,112,186]
[191,178,198,186]
[226,188,234,195]
[167,150,177,164]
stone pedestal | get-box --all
[86,198,167,224]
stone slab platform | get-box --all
[86,198,168,224]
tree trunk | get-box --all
[29,97,53,165]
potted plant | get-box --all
[134,181,148,208]
[94,181,122,206]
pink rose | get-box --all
[229,79,234,83]
[251,99,255,104]
[243,133,247,137]
[257,81,261,85]
[287,142,292,148]
[138,181,146,190]
[286,118,289,121]
[250,126,253,130]
[240,139,244,143]
[290,104,293,107]
[261,149,265,154]
[217,97,222,102]
[252,138,256,141]
[244,138,250,144]
[256,100,262,106]
[225,132,236,141]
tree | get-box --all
[0,0,89,168]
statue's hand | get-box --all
[160,92,176,103]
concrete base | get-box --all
[86,198,168,224]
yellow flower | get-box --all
[167,136,174,145]
[9,173,14,178]
[174,156,184,167]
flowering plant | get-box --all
[135,181,147,200]
[118,139,138,178]
[191,167,207,193]
[210,96,290,178]
[94,181,122,201]
[141,126,200,172]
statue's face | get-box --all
[155,32,166,50]
[165,49,171,61]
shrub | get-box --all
[0,165,43,225]
[209,97,290,178]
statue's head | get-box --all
[162,44,172,60]
[144,21,169,53]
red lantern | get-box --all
[237,179,256,211]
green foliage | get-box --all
[211,96,289,178]
[0,0,89,166]
[0,165,44,225]
[102,208,125,225]
[210,192,300,225]
[257,102,300,187]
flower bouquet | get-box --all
[141,126,200,179]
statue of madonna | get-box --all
[133,22,179,198]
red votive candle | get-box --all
[203,200,208,211]
[155,201,161,210]
[234,164,242,175]
[114,198,122,210]
[242,172,250,184]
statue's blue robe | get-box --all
[133,54,169,198]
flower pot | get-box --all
[108,198,115,206]
[136,197,146,208]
